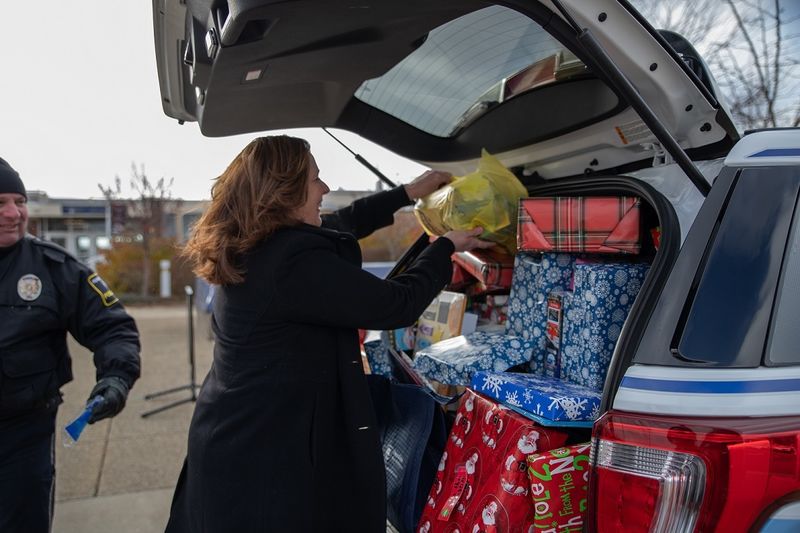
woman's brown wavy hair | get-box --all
[182,135,311,285]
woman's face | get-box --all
[294,153,330,226]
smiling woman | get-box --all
[292,153,331,226]
[166,134,492,533]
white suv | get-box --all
[152,1,800,530]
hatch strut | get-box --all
[322,128,397,189]
[550,0,711,197]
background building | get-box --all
[26,189,379,267]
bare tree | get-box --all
[711,0,800,128]
[632,0,799,129]
[99,163,180,297]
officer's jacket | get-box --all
[0,236,140,417]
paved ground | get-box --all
[52,303,214,533]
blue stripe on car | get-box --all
[760,518,800,533]
[620,376,800,394]
[749,148,800,157]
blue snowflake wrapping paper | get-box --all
[363,338,393,377]
[506,252,577,374]
[470,371,601,427]
[411,331,535,387]
[560,260,650,391]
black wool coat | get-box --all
[166,187,454,533]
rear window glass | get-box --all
[677,168,800,366]
[354,6,588,137]
[767,192,800,365]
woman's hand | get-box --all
[404,170,453,201]
[442,227,495,253]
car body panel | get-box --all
[614,365,800,417]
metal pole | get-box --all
[186,285,197,401]
[140,284,200,417]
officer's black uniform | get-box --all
[0,159,141,533]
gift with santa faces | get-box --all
[417,388,569,533]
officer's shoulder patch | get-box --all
[87,273,119,307]
[28,236,74,263]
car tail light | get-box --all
[588,411,800,532]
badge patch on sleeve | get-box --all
[88,273,119,307]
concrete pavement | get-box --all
[53,303,214,533]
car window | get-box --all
[766,191,800,364]
[676,167,800,366]
[354,5,591,138]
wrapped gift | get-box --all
[452,247,515,291]
[526,442,591,532]
[650,226,662,250]
[561,260,649,390]
[417,389,569,533]
[472,294,509,328]
[506,253,576,374]
[414,253,577,387]
[470,371,601,427]
[517,196,641,254]
[388,326,416,353]
[448,262,475,291]
[543,291,566,378]
[364,338,393,377]
[412,331,534,388]
[415,291,468,352]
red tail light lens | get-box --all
[588,411,800,532]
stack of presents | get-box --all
[364,195,653,533]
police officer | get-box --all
[0,157,141,533]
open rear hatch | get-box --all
[153,0,738,182]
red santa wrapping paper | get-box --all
[417,389,569,533]
[526,442,591,533]
[517,196,641,254]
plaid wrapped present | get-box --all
[452,246,515,290]
[517,196,641,254]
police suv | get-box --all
[151,0,800,531]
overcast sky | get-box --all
[0,2,426,200]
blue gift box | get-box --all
[364,338,393,378]
[560,260,649,391]
[411,331,534,387]
[506,252,577,373]
[470,371,601,427]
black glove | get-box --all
[87,376,130,424]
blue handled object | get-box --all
[63,396,104,447]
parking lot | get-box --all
[53,303,214,533]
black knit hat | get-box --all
[0,157,26,199]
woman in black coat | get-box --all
[165,135,492,532]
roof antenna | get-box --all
[322,127,397,188]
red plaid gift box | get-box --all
[452,247,515,290]
[526,442,591,532]
[417,389,569,533]
[517,196,641,254]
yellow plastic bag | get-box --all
[414,149,528,253]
